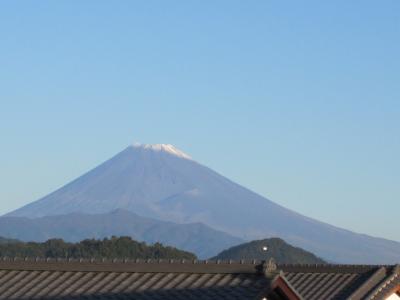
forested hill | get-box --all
[212,238,326,264]
[0,236,196,260]
[0,237,19,244]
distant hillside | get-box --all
[0,236,196,260]
[212,238,326,264]
[0,209,242,259]
[0,237,19,244]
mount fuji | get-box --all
[5,143,400,263]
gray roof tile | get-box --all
[0,258,398,300]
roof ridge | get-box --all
[0,257,393,268]
[0,257,268,274]
[277,263,389,268]
[0,257,266,265]
[278,263,387,275]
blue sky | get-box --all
[0,1,399,241]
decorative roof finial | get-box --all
[257,258,278,276]
[265,258,277,273]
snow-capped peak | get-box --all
[132,143,192,160]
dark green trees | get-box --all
[0,236,196,260]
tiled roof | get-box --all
[0,258,271,300]
[363,265,400,300]
[280,264,398,300]
[0,258,398,300]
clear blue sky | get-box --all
[0,1,399,241]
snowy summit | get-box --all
[132,143,192,160]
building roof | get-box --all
[0,257,398,300]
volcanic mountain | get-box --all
[5,143,400,263]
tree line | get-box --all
[0,236,197,260]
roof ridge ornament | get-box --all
[265,258,277,273]
[257,258,278,277]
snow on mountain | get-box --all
[132,143,193,160]
[5,143,400,263]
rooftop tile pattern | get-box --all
[0,258,398,300]
[281,265,389,300]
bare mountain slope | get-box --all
[6,144,400,264]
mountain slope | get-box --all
[212,238,326,264]
[6,143,400,264]
[0,209,242,258]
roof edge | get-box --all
[0,257,396,275]
[0,257,262,274]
